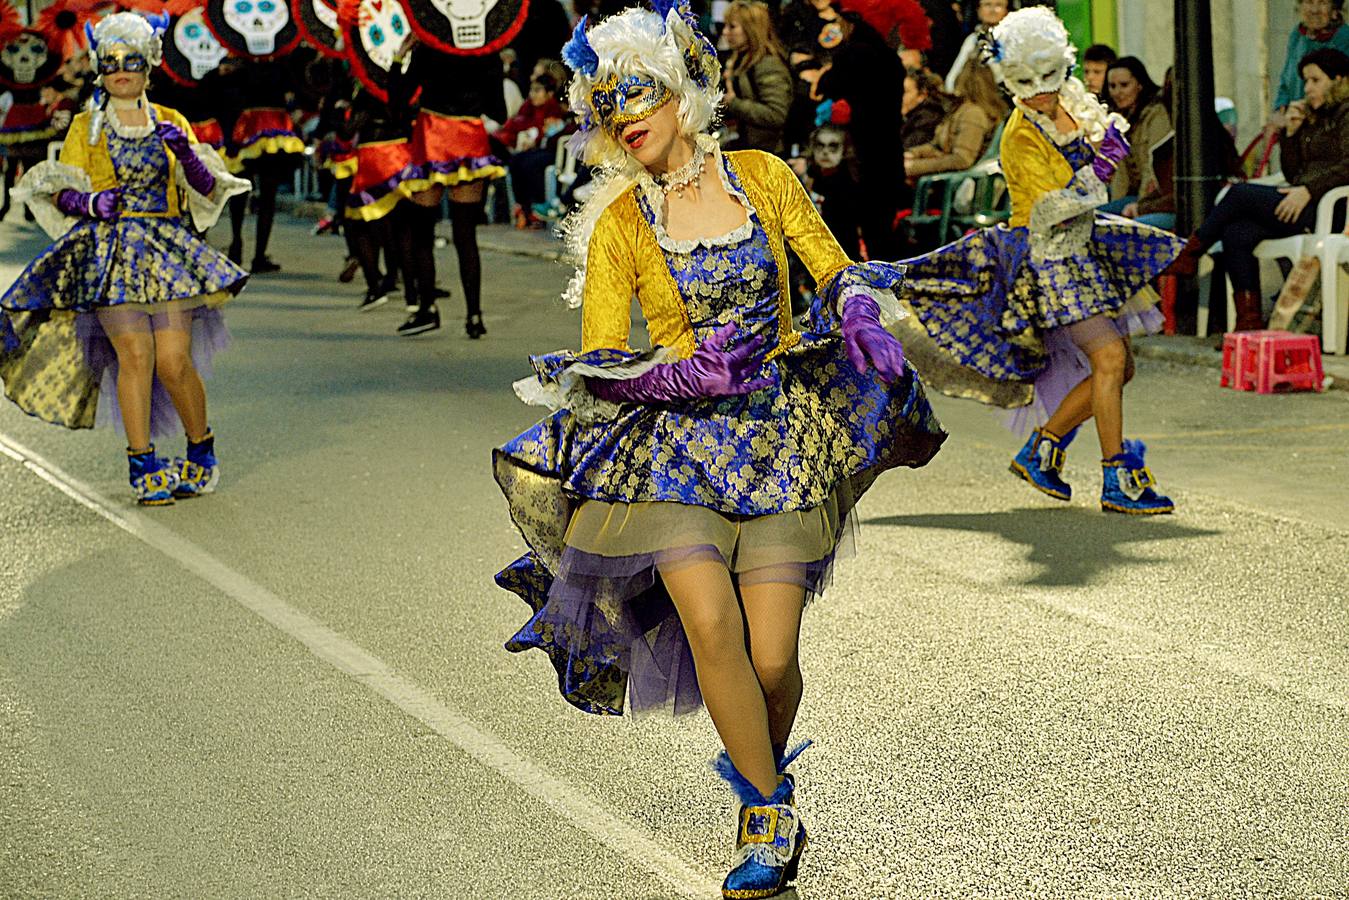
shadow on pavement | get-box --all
[863,507,1220,588]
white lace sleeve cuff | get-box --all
[176,144,251,231]
[13,161,93,240]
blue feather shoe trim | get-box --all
[713,743,810,898]
[1101,439,1174,515]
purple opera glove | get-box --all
[587,323,776,404]
[56,187,121,220]
[841,293,905,382]
[1091,123,1131,182]
[158,122,216,196]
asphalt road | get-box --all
[2,217,1346,899]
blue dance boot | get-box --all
[128,446,179,506]
[1009,427,1074,501]
[714,744,809,899]
[1101,440,1174,515]
[173,429,219,498]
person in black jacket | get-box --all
[801,3,910,259]
[1167,48,1349,331]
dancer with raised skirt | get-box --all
[492,4,945,896]
[897,7,1182,515]
[0,13,249,505]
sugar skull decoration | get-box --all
[402,0,524,56]
[0,29,64,89]
[174,8,228,77]
[205,0,302,58]
[337,0,408,100]
[982,7,1076,100]
[293,0,344,57]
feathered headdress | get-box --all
[835,0,930,50]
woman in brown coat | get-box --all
[722,0,794,154]
[904,58,1007,180]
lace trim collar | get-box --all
[636,135,756,253]
[1015,99,1085,146]
[106,96,157,139]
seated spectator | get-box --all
[1268,0,1349,133]
[493,75,568,229]
[902,68,951,150]
[1168,48,1349,331]
[721,0,793,154]
[1103,56,1168,210]
[1081,43,1116,98]
[945,0,1008,92]
[904,59,1007,182]
[1120,67,1241,232]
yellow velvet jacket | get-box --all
[57,105,200,219]
[998,107,1077,229]
[580,150,854,360]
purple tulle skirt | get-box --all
[1003,304,1165,435]
[74,306,231,440]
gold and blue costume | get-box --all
[0,105,248,436]
[494,148,946,716]
[896,106,1185,418]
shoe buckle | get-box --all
[1036,441,1065,473]
[739,806,780,845]
[1121,466,1155,499]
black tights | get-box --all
[348,210,406,294]
[449,199,483,319]
[230,160,287,262]
[399,202,440,311]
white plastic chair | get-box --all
[1198,178,1349,353]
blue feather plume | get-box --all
[147,11,171,35]
[712,741,811,806]
[650,0,678,22]
[84,21,97,51]
[1122,438,1147,461]
[561,16,598,76]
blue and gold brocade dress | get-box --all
[493,149,946,717]
[0,107,247,437]
[895,107,1185,419]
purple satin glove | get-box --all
[157,122,216,196]
[587,323,776,404]
[56,187,121,221]
[156,121,193,157]
[1091,123,1131,182]
[841,293,905,382]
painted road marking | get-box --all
[0,432,721,898]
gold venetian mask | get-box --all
[588,73,672,134]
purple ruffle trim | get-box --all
[1003,305,1165,435]
[526,543,838,716]
[348,164,424,212]
[422,154,504,180]
[74,307,231,440]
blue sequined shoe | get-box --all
[1101,440,1174,515]
[714,744,809,899]
[1009,427,1073,501]
[173,430,219,499]
[128,446,180,506]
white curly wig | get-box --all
[556,1,722,308]
[89,11,168,70]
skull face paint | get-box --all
[358,0,411,71]
[174,8,228,79]
[2,33,50,84]
[427,0,500,49]
[223,0,292,55]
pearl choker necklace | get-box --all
[655,147,708,197]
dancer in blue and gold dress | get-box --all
[492,4,944,897]
[896,7,1183,514]
[0,13,249,505]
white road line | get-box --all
[0,431,722,898]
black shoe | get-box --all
[397,305,440,336]
[434,286,451,299]
[465,312,486,339]
[339,256,360,283]
[252,257,281,274]
[359,290,389,312]
[227,241,243,264]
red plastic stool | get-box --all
[1243,331,1325,394]
[1220,330,1273,389]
